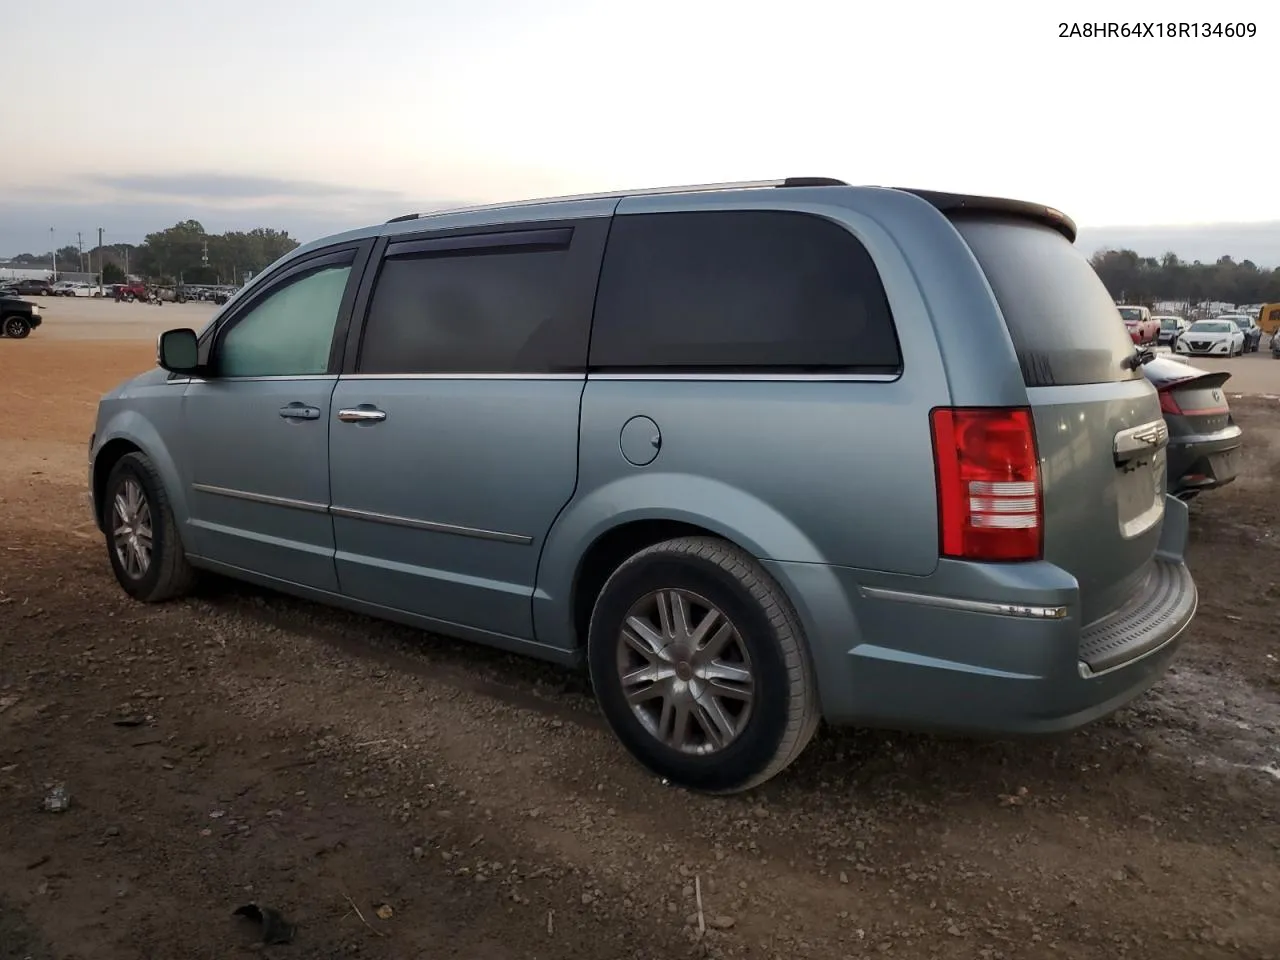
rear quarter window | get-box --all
[589,210,901,372]
[952,217,1140,388]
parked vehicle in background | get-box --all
[1220,314,1262,352]
[1271,332,1280,359]
[2,278,54,296]
[1,295,43,338]
[1258,303,1280,335]
[1143,357,1242,499]
[88,180,1199,793]
[1154,315,1188,346]
[1175,318,1245,357]
[116,282,149,302]
[1118,305,1159,344]
[53,281,96,297]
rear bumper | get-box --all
[1167,428,1243,496]
[764,496,1196,735]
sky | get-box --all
[2,0,1277,262]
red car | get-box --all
[1118,305,1159,345]
[112,282,149,301]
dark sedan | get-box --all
[1,278,54,296]
[1226,314,1263,352]
[1144,356,1243,499]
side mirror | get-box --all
[157,328,200,374]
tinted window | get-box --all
[589,210,900,371]
[358,243,584,375]
[953,217,1140,387]
[217,262,352,377]
[1117,307,1144,322]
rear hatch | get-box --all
[952,217,1167,625]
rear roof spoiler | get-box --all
[893,188,1077,243]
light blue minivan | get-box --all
[90,179,1198,792]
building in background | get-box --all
[0,265,54,281]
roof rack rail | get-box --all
[385,177,850,224]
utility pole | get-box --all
[77,232,86,273]
[98,227,104,292]
[50,228,57,281]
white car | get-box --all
[52,281,95,297]
[1174,319,1245,357]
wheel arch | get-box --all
[92,415,190,538]
[534,474,830,655]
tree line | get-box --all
[1088,250,1279,306]
[9,220,300,286]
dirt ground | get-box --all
[1,330,1278,960]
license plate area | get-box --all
[1208,447,1238,481]
[1116,447,1165,538]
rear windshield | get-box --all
[1117,307,1144,322]
[1160,318,1179,328]
[953,217,1140,387]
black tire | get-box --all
[2,315,30,339]
[103,452,196,603]
[587,536,819,794]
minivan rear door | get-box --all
[952,217,1167,625]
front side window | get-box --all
[216,262,352,378]
[589,210,901,371]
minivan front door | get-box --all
[327,218,609,642]
[184,245,368,591]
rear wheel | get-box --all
[2,316,30,339]
[103,452,196,602]
[587,536,819,794]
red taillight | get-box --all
[930,407,1042,562]
[1158,389,1182,415]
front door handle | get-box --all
[337,406,387,424]
[279,403,321,421]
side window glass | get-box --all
[588,210,901,371]
[216,263,352,378]
[357,243,580,375]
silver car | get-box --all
[89,179,1198,792]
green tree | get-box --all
[101,262,126,283]
[55,245,82,268]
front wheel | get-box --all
[587,536,820,794]
[103,452,196,602]
[2,316,30,338]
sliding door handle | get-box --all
[337,406,387,424]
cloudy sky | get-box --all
[2,0,1276,262]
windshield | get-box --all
[1190,321,1232,333]
[1160,318,1178,328]
[1226,317,1250,328]
[1117,307,1143,322]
